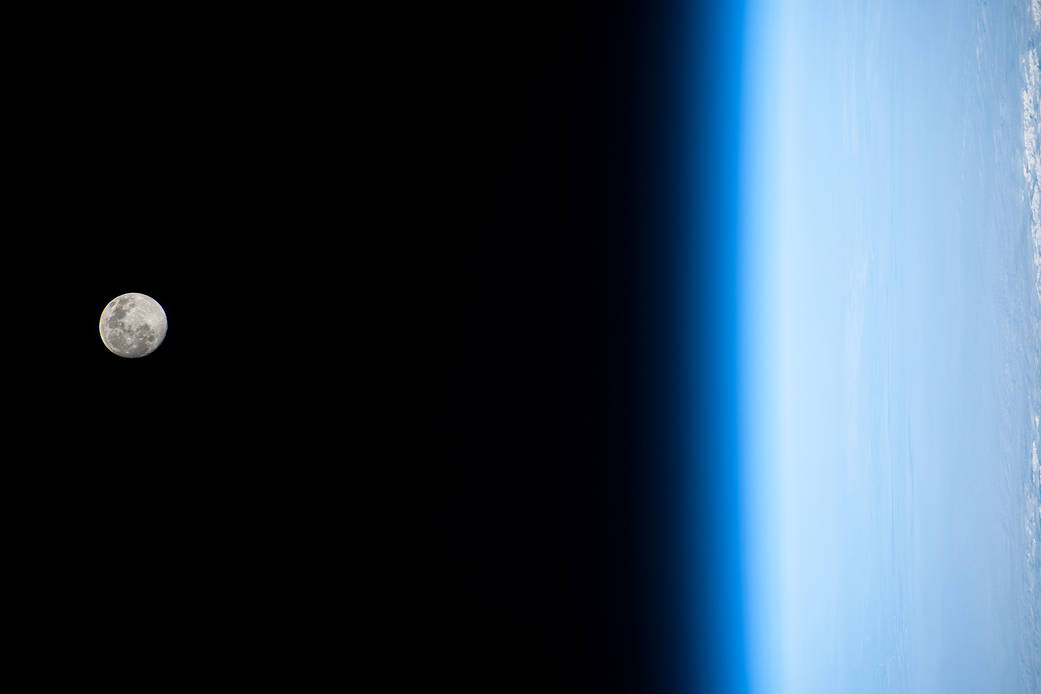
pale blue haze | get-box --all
[739,1,1041,691]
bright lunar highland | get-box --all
[99,292,167,358]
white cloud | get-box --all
[1022,48,1041,303]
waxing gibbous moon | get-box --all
[99,293,168,358]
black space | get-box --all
[405,2,741,693]
[11,3,741,689]
[11,9,335,685]
[415,6,670,691]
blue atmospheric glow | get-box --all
[738,1,1041,692]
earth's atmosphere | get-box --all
[741,1,1041,691]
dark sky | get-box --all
[13,3,744,690]
[13,9,333,684]
[411,2,746,693]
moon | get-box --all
[99,293,168,358]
